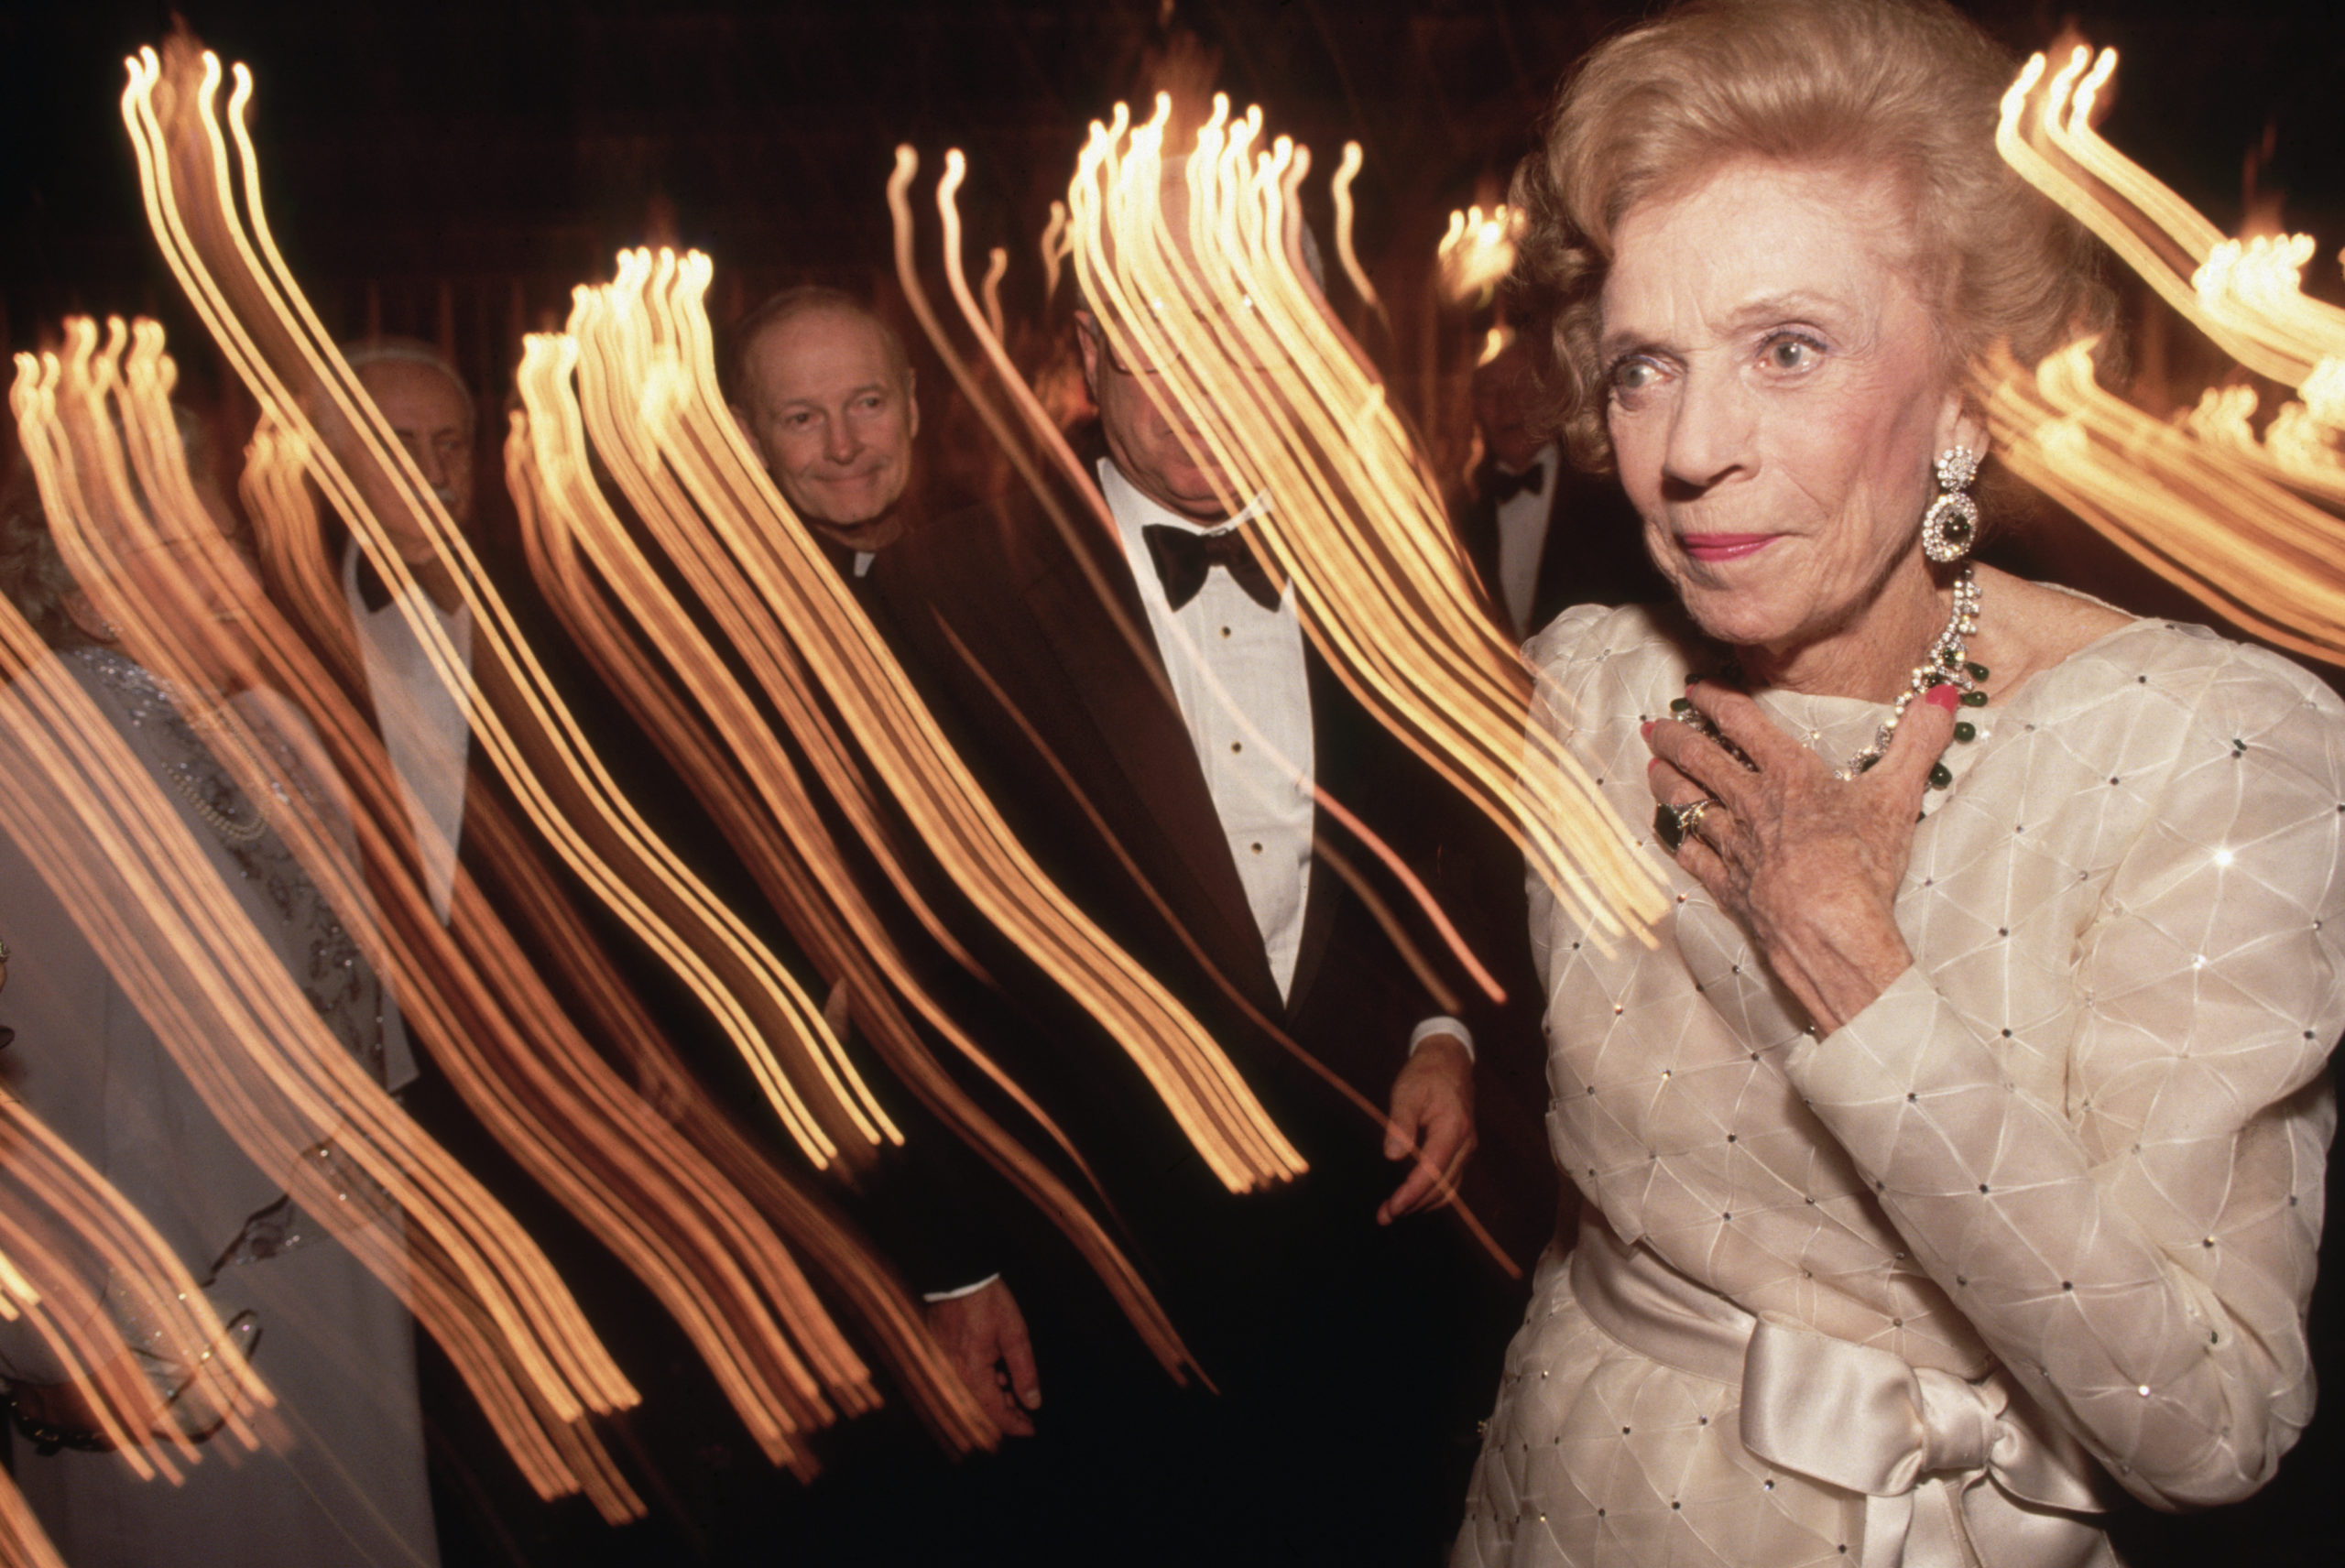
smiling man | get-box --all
[728,287,921,565]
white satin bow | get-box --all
[1569,1217,2112,1568]
[1741,1318,2109,1568]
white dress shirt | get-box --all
[1104,459,1316,999]
[344,540,474,923]
[1100,460,1469,1056]
[1493,441,1558,637]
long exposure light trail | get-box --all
[11,336,657,1506]
[506,300,1200,1372]
[1056,94,1663,943]
[179,320,1026,1478]
[880,106,1653,1259]
[17,305,1042,1512]
[118,39,890,1167]
[1990,44,2345,667]
[2001,47,2345,394]
[0,1094,273,1478]
[1330,140,1382,315]
[534,245,1306,1193]
[1987,340,2345,665]
[1436,201,1521,308]
[0,1472,65,1568]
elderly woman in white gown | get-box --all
[1455,3,2341,1566]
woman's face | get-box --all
[1600,158,1973,659]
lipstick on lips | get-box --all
[1678,532,1778,563]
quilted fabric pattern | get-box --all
[1456,604,2344,1566]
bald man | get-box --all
[728,287,922,567]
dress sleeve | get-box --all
[1783,655,2345,1510]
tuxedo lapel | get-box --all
[1531,485,1575,632]
[1456,491,1501,609]
[1013,520,1286,1014]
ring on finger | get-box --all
[1654,796,1721,855]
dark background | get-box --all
[1,2,2340,1564]
[5,0,2343,417]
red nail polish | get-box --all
[1924,683,1959,712]
[1641,720,1657,738]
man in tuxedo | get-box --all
[872,269,1531,1560]
[336,339,482,922]
[1456,333,1662,640]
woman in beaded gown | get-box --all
[1455,3,2341,1566]
[0,458,437,1566]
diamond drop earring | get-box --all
[1920,446,1981,564]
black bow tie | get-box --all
[1484,461,1547,506]
[1143,522,1283,612]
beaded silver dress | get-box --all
[1456,603,2343,1568]
[0,648,436,1568]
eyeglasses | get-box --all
[1086,306,1292,376]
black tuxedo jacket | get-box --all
[1454,451,1666,641]
[850,459,1560,1560]
[873,463,1550,1333]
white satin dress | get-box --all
[1456,602,2343,1568]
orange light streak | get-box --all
[26,310,1016,1505]
[978,245,1010,345]
[1988,43,2345,667]
[1987,339,2345,666]
[179,322,987,1481]
[2000,47,2345,408]
[507,379,1201,1381]
[1435,202,1521,307]
[534,241,1304,1192]
[1040,201,1071,303]
[117,39,887,1167]
[1061,96,1663,944]
[0,1470,67,1568]
[10,338,651,1503]
[1330,140,1381,313]
[0,1094,273,1478]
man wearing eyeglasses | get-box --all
[878,227,1535,1564]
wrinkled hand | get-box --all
[925,1278,1040,1438]
[1379,1034,1475,1224]
[1644,680,1958,1034]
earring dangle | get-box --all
[1920,446,1980,564]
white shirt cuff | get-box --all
[920,1273,1002,1304]
[1408,1017,1474,1062]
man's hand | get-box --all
[1379,1034,1476,1224]
[924,1277,1041,1438]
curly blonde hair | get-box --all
[1512,0,2111,473]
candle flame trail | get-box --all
[117,38,890,1171]
[0,1093,275,1480]
[503,263,1205,1370]
[1991,45,2345,665]
[1059,97,1663,942]
[1040,201,1071,303]
[1331,140,1382,314]
[10,328,671,1510]
[525,238,1305,1194]
[1436,202,1522,306]
[978,245,1010,345]
[0,1469,67,1568]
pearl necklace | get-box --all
[1669,564,1987,790]
[1834,563,1986,783]
[161,757,269,845]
